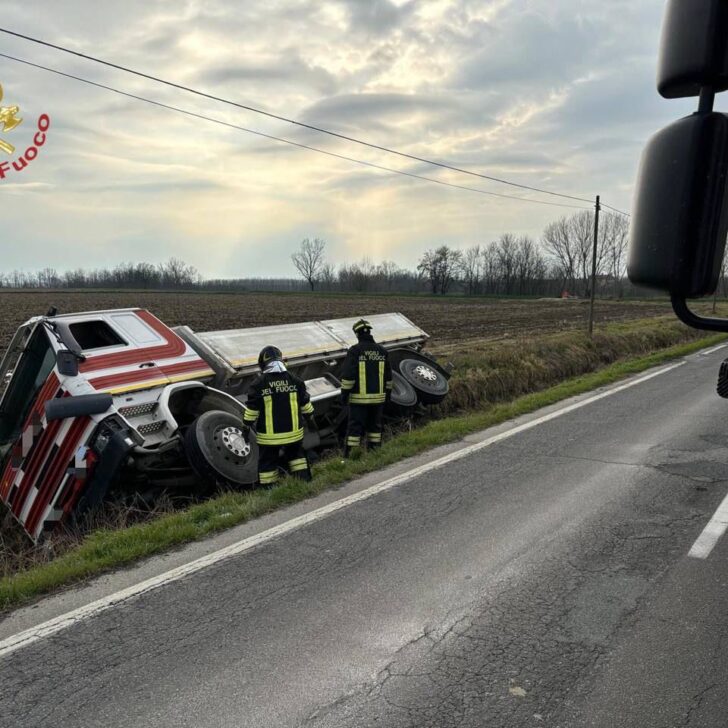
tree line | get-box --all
[290,210,631,297]
[1,210,637,297]
[0,258,201,290]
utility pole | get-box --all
[588,195,601,336]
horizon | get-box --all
[1,1,701,277]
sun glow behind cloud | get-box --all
[0,0,696,277]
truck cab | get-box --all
[0,309,449,542]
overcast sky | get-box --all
[0,0,698,278]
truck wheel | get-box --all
[399,358,449,405]
[385,371,418,415]
[185,410,258,487]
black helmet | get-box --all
[258,345,283,370]
[352,318,372,336]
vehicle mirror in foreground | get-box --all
[657,0,728,99]
[627,112,728,330]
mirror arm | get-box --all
[671,294,728,331]
[45,320,85,360]
[698,86,716,114]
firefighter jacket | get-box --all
[340,334,393,405]
[243,370,314,446]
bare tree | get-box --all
[159,258,198,288]
[417,246,463,295]
[480,243,499,294]
[339,258,377,292]
[514,236,545,295]
[291,237,326,291]
[496,234,519,294]
[319,262,337,291]
[377,260,401,291]
[542,211,610,297]
[462,245,483,295]
[569,212,597,297]
[601,213,630,297]
[542,216,577,295]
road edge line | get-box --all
[0,359,685,659]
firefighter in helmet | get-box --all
[340,319,392,456]
[242,345,316,486]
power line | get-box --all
[0,53,592,210]
[600,201,631,218]
[0,26,596,205]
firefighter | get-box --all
[242,345,315,486]
[340,319,392,456]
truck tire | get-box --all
[385,371,418,415]
[399,357,449,405]
[185,410,258,487]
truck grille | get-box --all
[136,421,166,436]
[119,402,158,418]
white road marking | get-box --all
[697,343,728,357]
[688,491,728,559]
[0,360,685,659]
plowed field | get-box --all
[0,290,673,354]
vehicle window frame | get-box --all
[0,324,56,452]
[68,320,128,353]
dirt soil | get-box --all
[0,290,673,354]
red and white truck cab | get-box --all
[0,309,449,541]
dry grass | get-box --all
[435,316,708,414]
[0,496,176,579]
[2,330,724,611]
[0,311,722,595]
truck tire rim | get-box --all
[219,426,250,458]
[413,364,437,382]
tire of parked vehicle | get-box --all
[185,410,259,487]
[385,371,418,416]
[398,357,449,405]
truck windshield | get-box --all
[0,326,55,450]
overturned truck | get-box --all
[0,309,450,541]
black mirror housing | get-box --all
[56,350,80,377]
[627,112,728,297]
[45,394,113,422]
[658,0,728,98]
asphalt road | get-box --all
[4,345,728,727]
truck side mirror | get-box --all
[628,112,728,300]
[56,350,80,377]
[45,393,112,422]
[628,111,728,331]
[658,0,728,99]
[629,0,728,331]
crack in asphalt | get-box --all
[683,683,719,727]
[5,367,728,728]
[537,451,728,485]
[301,498,709,728]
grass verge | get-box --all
[0,329,725,612]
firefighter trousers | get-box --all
[345,403,384,455]
[257,440,311,486]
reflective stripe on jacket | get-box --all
[243,371,314,445]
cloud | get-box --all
[454,11,597,89]
[198,53,341,96]
[336,0,416,35]
[0,0,675,276]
